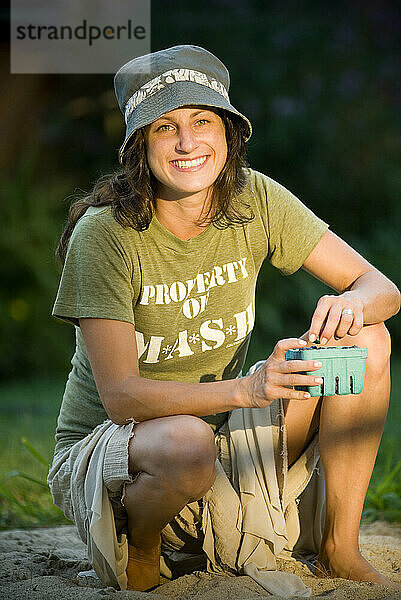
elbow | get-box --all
[103,398,133,426]
[102,377,142,426]
[105,404,140,427]
[394,284,401,316]
[388,277,401,317]
[106,409,134,427]
[378,274,401,319]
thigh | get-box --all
[283,395,322,467]
[285,323,390,468]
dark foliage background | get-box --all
[1,0,400,381]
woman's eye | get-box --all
[156,119,210,132]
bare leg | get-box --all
[284,323,400,588]
[122,414,217,590]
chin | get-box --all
[170,179,214,191]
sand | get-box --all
[0,521,400,599]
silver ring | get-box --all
[342,308,354,316]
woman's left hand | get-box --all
[308,292,364,344]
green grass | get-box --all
[0,378,69,529]
[0,357,400,529]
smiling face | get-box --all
[144,105,228,204]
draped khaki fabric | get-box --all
[199,407,325,597]
[48,362,326,597]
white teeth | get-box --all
[171,156,208,168]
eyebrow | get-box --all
[155,109,210,123]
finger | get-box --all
[319,304,343,344]
[275,372,324,388]
[269,384,313,401]
[273,338,308,360]
[308,296,335,342]
[347,310,363,336]
[278,359,323,373]
[333,308,355,339]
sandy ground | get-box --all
[0,521,400,599]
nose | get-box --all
[175,125,199,154]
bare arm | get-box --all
[79,318,242,424]
[79,319,323,424]
[80,231,399,424]
[302,230,400,343]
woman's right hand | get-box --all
[238,338,323,408]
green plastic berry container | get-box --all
[285,345,368,397]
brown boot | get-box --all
[126,537,161,591]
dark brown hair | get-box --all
[56,107,254,265]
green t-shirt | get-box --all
[52,168,329,454]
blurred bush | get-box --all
[1,1,400,380]
[0,147,74,379]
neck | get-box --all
[154,186,212,224]
[154,193,213,241]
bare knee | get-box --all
[128,415,217,500]
[354,323,391,376]
[169,416,217,500]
